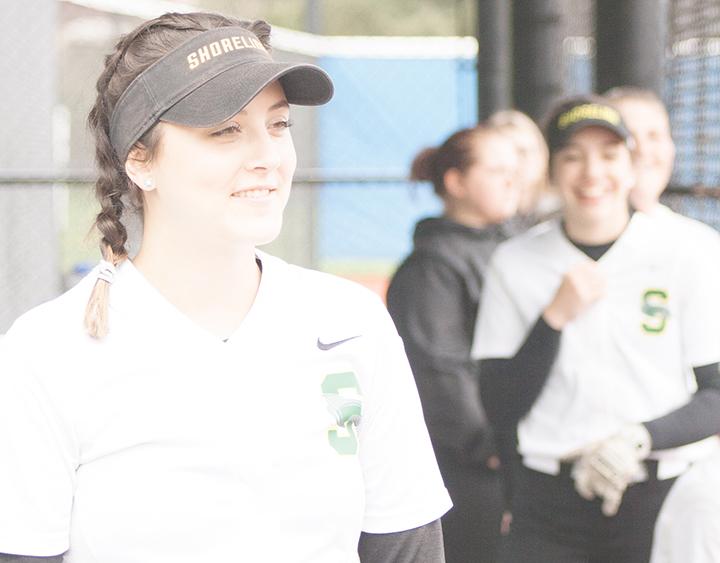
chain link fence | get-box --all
[664,0,720,228]
[2,0,720,334]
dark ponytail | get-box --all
[411,126,493,197]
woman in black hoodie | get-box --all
[387,125,521,563]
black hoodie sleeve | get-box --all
[387,251,494,465]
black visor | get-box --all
[109,26,333,163]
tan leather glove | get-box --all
[571,424,652,516]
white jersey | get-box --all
[651,445,720,563]
[472,212,720,477]
[0,252,451,562]
[650,203,720,244]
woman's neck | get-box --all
[444,202,490,229]
[132,227,261,338]
[564,207,631,245]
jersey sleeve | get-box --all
[358,301,452,534]
[471,255,528,360]
[679,239,720,367]
[0,321,76,556]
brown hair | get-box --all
[604,86,669,119]
[84,12,271,338]
[488,109,548,164]
[411,125,506,197]
[488,109,550,213]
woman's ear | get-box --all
[443,167,465,200]
[125,145,155,192]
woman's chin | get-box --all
[247,222,284,248]
[221,215,284,247]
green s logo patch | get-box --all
[641,289,669,334]
[321,371,362,455]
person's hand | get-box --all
[571,450,627,516]
[543,261,607,330]
[500,511,513,536]
[486,455,501,470]
[570,424,652,516]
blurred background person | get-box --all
[604,87,675,215]
[488,109,559,230]
[473,95,720,563]
[605,86,720,248]
[604,86,717,228]
[606,85,720,563]
[386,124,520,563]
[651,443,720,563]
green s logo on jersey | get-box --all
[641,289,669,334]
[321,371,362,455]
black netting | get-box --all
[664,0,720,228]
[667,0,720,189]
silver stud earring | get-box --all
[143,178,153,189]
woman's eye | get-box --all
[270,119,293,131]
[211,123,241,137]
[560,152,581,163]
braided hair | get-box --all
[85,12,271,338]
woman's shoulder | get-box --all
[259,253,393,342]
[652,206,720,249]
[391,247,463,285]
[492,219,561,264]
[260,252,385,310]
[633,209,720,265]
[5,271,96,344]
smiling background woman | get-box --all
[0,12,451,563]
[472,95,720,563]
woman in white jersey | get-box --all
[0,12,451,563]
[472,95,720,563]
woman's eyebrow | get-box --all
[269,100,290,111]
[562,138,624,150]
[238,100,290,115]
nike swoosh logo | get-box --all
[317,335,362,351]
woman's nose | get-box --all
[582,154,603,180]
[243,130,281,171]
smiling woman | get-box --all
[473,95,720,563]
[128,82,298,307]
[548,103,635,245]
[0,11,451,563]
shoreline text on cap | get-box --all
[187,35,266,70]
[557,104,621,130]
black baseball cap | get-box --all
[545,96,633,155]
[109,26,334,163]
